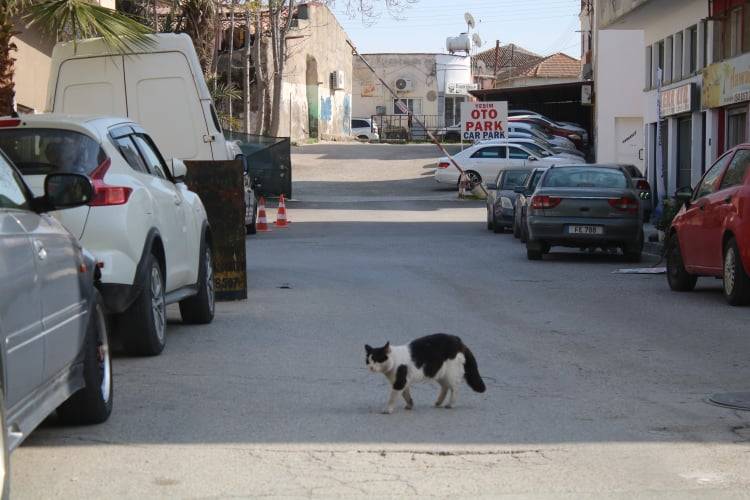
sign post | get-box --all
[460,101,508,142]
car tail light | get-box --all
[636,179,650,191]
[0,119,21,127]
[608,196,638,214]
[89,158,132,206]
[530,195,561,209]
[437,162,450,169]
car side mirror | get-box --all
[485,182,497,190]
[675,186,693,204]
[528,156,538,162]
[170,158,187,182]
[513,186,526,194]
[42,173,94,210]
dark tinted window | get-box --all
[0,154,29,210]
[509,146,530,159]
[543,167,628,188]
[352,120,369,129]
[621,165,642,178]
[115,136,148,173]
[720,149,750,189]
[471,146,507,159]
[0,129,105,175]
[528,170,546,191]
[210,104,223,133]
[133,135,168,179]
[695,152,732,199]
[501,170,530,189]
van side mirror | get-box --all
[513,186,526,194]
[485,182,497,190]
[528,156,538,162]
[170,158,187,182]
[41,173,94,210]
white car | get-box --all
[351,118,379,141]
[0,114,215,356]
[434,142,573,186]
[476,138,585,161]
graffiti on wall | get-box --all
[320,96,332,122]
[343,94,351,135]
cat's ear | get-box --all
[385,341,391,353]
[365,344,372,353]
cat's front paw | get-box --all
[382,407,394,415]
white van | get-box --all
[46,33,240,163]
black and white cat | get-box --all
[365,333,486,414]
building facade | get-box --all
[594,0,718,195]
[352,52,472,131]
[12,0,115,113]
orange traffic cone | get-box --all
[256,196,271,232]
[275,194,290,227]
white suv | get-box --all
[0,114,215,356]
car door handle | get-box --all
[33,240,47,260]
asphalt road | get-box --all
[12,143,750,498]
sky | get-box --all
[330,0,583,59]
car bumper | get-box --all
[493,206,515,226]
[527,216,642,247]
[434,169,459,184]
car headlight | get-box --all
[500,196,513,209]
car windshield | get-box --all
[0,129,106,176]
[501,170,530,189]
[543,167,628,188]
[521,142,551,157]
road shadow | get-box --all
[292,143,462,160]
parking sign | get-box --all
[460,101,508,141]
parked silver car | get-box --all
[524,164,645,261]
[486,169,530,233]
[0,149,112,492]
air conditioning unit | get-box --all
[330,70,346,90]
[395,78,414,92]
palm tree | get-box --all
[0,0,154,115]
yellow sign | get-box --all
[702,53,750,109]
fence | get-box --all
[370,115,458,142]
[224,131,292,199]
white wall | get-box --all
[595,29,645,164]
[435,54,471,91]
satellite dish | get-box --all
[464,12,476,30]
[472,33,483,48]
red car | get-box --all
[667,144,750,305]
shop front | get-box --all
[702,52,750,155]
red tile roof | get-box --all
[472,44,542,76]
[514,52,581,79]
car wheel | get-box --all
[246,201,257,235]
[58,290,113,424]
[179,243,216,324]
[623,230,644,263]
[723,238,750,306]
[666,235,697,292]
[526,240,544,261]
[465,171,482,186]
[123,254,166,356]
[493,216,504,234]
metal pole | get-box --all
[346,39,486,196]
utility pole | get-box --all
[228,0,236,125]
[492,40,500,87]
[153,0,158,31]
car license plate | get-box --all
[568,225,603,235]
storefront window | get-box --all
[727,109,747,149]
[393,99,423,115]
[677,116,692,189]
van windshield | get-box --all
[0,129,106,175]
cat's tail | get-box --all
[462,346,486,393]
